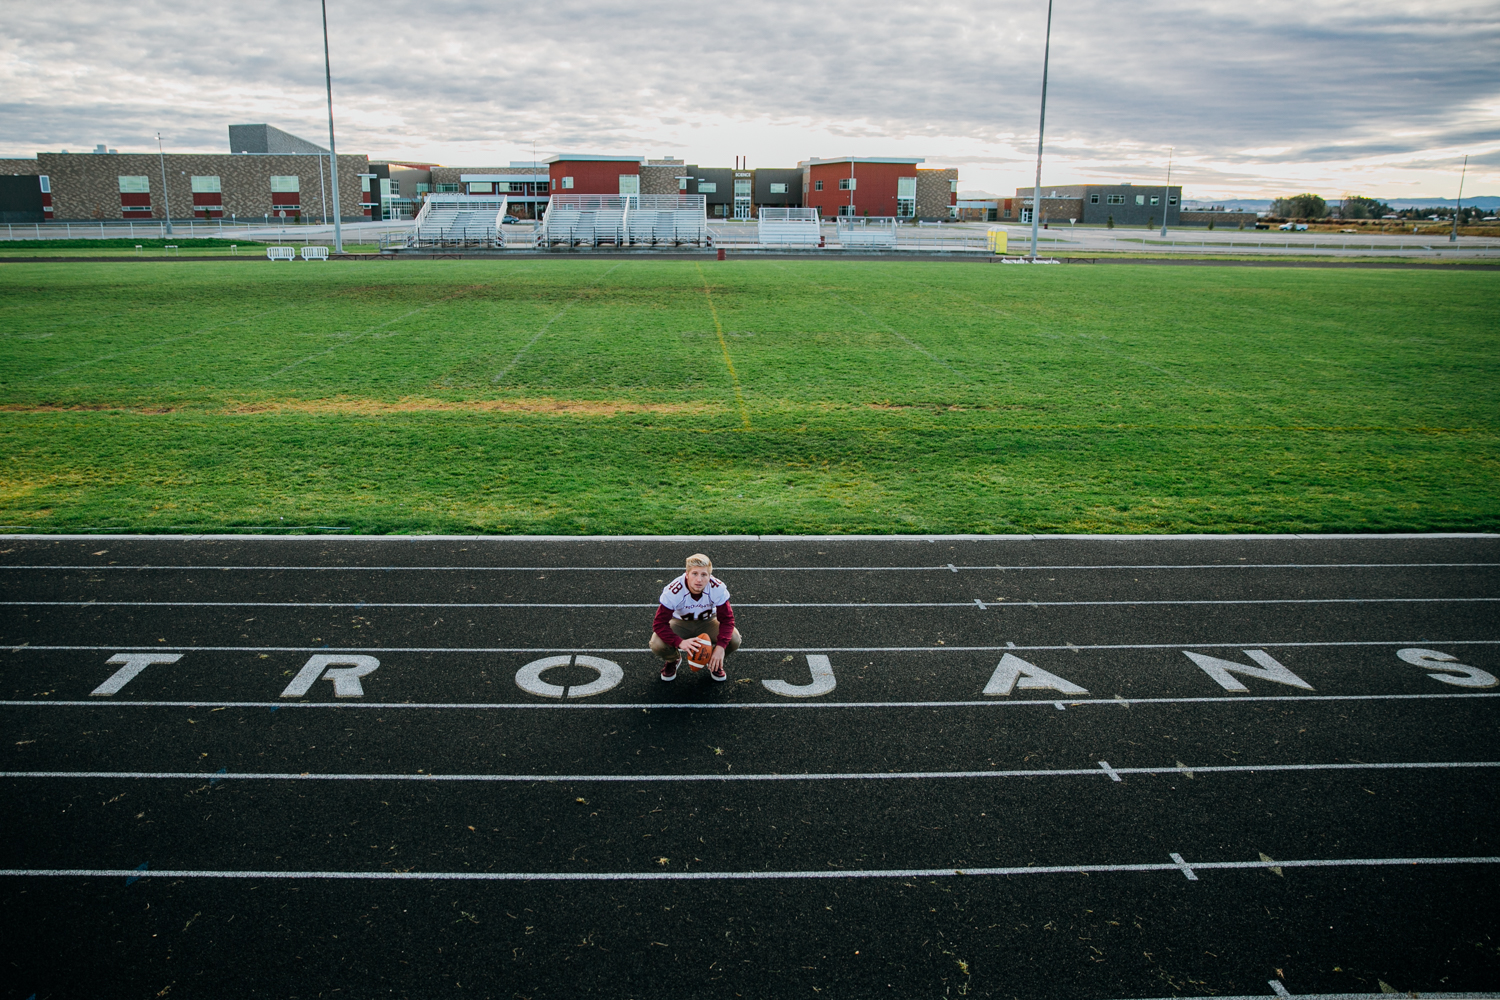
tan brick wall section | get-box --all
[0,159,40,176]
[916,168,958,219]
[37,152,368,221]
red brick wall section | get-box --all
[805,161,914,217]
[549,160,641,196]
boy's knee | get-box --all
[726,628,743,654]
[649,633,671,657]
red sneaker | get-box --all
[710,662,727,682]
[660,659,678,682]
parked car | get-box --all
[502,215,521,225]
[1277,222,1309,231]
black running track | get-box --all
[3,533,1498,1000]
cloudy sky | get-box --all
[2,0,1495,200]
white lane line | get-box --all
[4,692,1499,711]
[1112,994,1499,1000]
[5,761,1493,784]
[4,855,1496,883]
[1170,852,1199,880]
[6,597,1493,609]
[2,562,1495,573]
[9,640,1500,654]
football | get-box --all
[685,633,712,672]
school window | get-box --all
[770,182,787,194]
[468,182,493,194]
[896,177,917,218]
[1168,196,1178,205]
[1150,196,1160,206]
[678,176,688,191]
[1106,194,1125,205]
[814,180,823,191]
[361,176,372,192]
[1090,193,1099,203]
[838,177,855,191]
[698,182,716,193]
[270,175,300,193]
[190,176,220,193]
[118,175,149,193]
[561,176,574,190]
[38,175,50,193]
[837,205,857,216]
[734,179,751,196]
[949,179,959,193]
[1135,195,1145,205]
[618,174,640,196]
[389,179,401,196]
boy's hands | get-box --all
[707,645,726,673]
[681,635,712,660]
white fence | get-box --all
[835,216,898,249]
[758,207,821,246]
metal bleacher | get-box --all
[834,216,898,249]
[406,194,509,248]
[757,207,822,246]
[540,194,708,248]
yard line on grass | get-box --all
[6,760,1494,784]
[5,597,1493,609]
[259,281,492,381]
[695,261,751,429]
[491,261,624,383]
[769,262,969,380]
[5,855,1496,883]
[35,297,330,380]
[8,562,1491,573]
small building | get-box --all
[1014,183,1182,227]
[801,157,957,220]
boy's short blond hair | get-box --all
[685,553,713,571]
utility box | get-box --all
[987,228,1008,254]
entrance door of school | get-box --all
[733,176,752,219]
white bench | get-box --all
[301,246,329,261]
[266,246,296,261]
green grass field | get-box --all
[0,258,1494,534]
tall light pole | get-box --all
[156,132,174,235]
[1450,153,1468,244]
[1160,147,1173,238]
[1029,0,1054,260]
[321,0,343,253]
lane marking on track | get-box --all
[6,760,1493,784]
[4,692,1498,711]
[4,855,1496,883]
[4,562,1495,573]
[8,640,1499,654]
[5,597,1494,609]
[1110,991,1500,1000]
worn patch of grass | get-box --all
[0,259,1494,533]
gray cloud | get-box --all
[0,0,1494,197]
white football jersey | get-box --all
[658,574,730,622]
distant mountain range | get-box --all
[1183,197,1499,212]
[957,191,1498,212]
